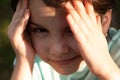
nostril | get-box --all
[49,41,69,55]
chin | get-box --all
[52,62,81,75]
[51,58,84,75]
[59,69,78,75]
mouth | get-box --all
[49,56,81,65]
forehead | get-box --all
[29,0,66,17]
[29,0,54,16]
[29,0,67,28]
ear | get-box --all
[101,9,112,35]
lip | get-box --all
[50,56,81,65]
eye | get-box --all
[32,28,48,33]
[28,21,48,33]
[66,27,72,33]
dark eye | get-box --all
[32,28,48,33]
[66,27,72,33]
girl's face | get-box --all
[29,0,84,75]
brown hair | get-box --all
[110,0,120,29]
[11,0,114,15]
[43,0,114,15]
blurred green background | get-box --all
[0,0,15,80]
[0,0,120,80]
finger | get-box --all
[10,0,29,32]
[64,1,84,28]
[16,9,30,36]
[19,0,28,17]
[66,14,87,45]
[85,0,102,32]
[65,1,90,39]
[72,0,91,25]
[18,0,29,33]
[8,9,30,39]
[72,0,97,33]
[21,0,28,10]
[96,15,102,32]
[84,0,97,26]
[16,0,22,11]
[16,0,28,15]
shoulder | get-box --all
[108,27,120,51]
[108,27,120,67]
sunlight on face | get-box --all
[29,0,84,75]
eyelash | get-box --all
[32,28,48,33]
[66,27,72,33]
[67,29,72,33]
[29,24,72,35]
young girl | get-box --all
[8,0,120,80]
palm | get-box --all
[8,0,35,60]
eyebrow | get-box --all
[29,21,43,28]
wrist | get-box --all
[16,56,35,71]
[11,57,35,80]
[98,62,120,80]
[110,71,120,80]
[99,69,120,80]
[90,54,120,80]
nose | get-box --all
[49,38,69,56]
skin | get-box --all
[8,0,120,80]
[29,0,83,75]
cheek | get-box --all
[66,37,80,54]
[31,36,48,56]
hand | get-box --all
[8,0,35,80]
[8,0,35,61]
[64,0,120,79]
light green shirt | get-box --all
[32,28,120,80]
